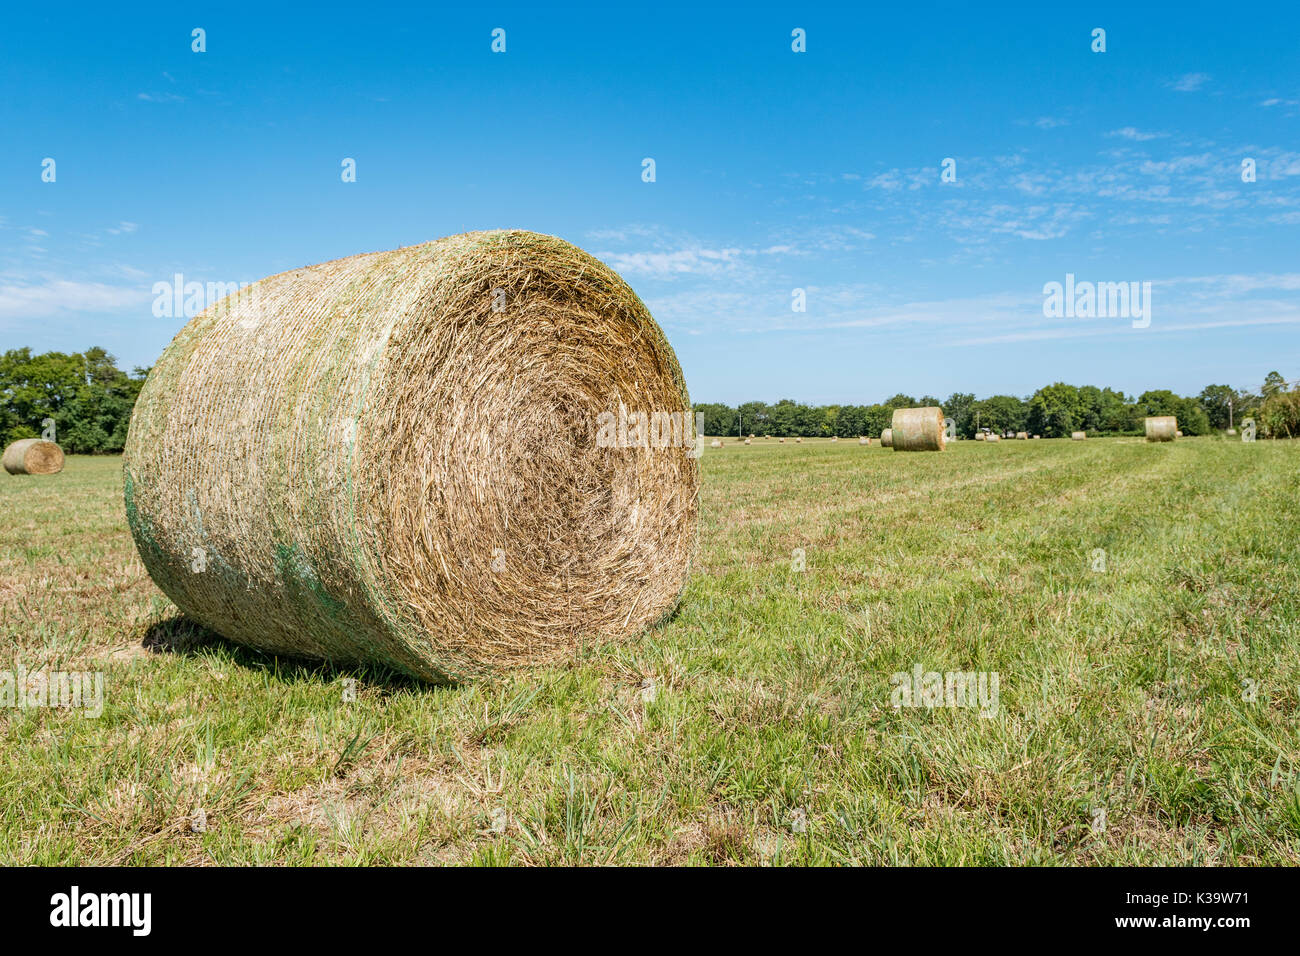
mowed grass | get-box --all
[2,437,1299,865]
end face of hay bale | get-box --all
[1071,431,1087,441]
[880,428,893,447]
[122,230,700,682]
[3,438,65,475]
[889,407,946,452]
[1144,416,1177,442]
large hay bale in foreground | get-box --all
[1145,416,1177,442]
[880,428,893,447]
[123,231,700,682]
[889,407,945,452]
[2,438,64,475]
[1071,431,1087,441]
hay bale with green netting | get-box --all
[123,230,700,683]
[3,439,64,475]
[889,407,946,452]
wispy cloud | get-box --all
[1168,73,1211,92]
[1106,127,1167,142]
[0,277,149,320]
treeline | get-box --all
[3,348,1297,454]
[696,373,1300,439]
[1,348,148,453]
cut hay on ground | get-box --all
[890,407,946,452]
[123,230,700,683]
[1145,416,1177,442]
[2,438,64,475]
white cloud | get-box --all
[1106,127,1167,142]
[1168,73,1211,92]
[0,278,149,319]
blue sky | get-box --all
[2,1,1298,404]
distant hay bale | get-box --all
[1175,430,1183,438]
[795,436,803,443]
[1016,431,1028,440]
[2,438,64,475]
[779,437,785,443]
[1226,428,1237,436]
[830,436,838,443]
[858,437,869,445]
[1071,431,1087,441]
[710,439,722,448]
[889,407,946,452]
[880,428,893,447]
[1145,416,1177,442]
[986,434,1000,443]
[975,432,986,441]
[1032,435,1041,439]
[743,438,752,445]
[122,230,700,683]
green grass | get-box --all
[2,437,1299,865]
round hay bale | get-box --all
[889,407,945,452]
[710,439,722,448]
[974,432,986,441]
[1226,428,1237,436]
[743,438,751,445]
[2,438,64,475]
[122,230,700,682]
[986,434,1000,443]
[1145,416,1177,442]
[795,436,803,444]
[1071,431,1087,441]
[1175,430,1183,438]
[779,437,785,443]
[1016,431,1028,440]
[880,428,893,447]
[830,436,838,443]
[1032,435,1041,439]
[858,437,869,446]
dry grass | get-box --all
[2,436,1299,865]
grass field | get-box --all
[3,437,1299,865]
